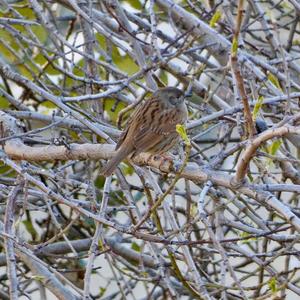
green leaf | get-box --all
[95,33,106,49]
[16,65,33,80]
[16,7,35,20]
[111,44,139,75]
[0,163,11,175]
[0,30,20,63]
[31,26,47,44]
[72,61,85,77]
[231,37,238,55]
[131,242,141,252]
[99,287,106,297]
[239,232,257,244]
[40,100,57,109]
[293,39,300,46]
[94,175,105,189]
[123,0,142,9]
[176,124,190,146]
[31,275,45,282]
[267,73,281,90]
[44,63,61,76]
[252,96,264,121]
[159,70,168,85]
[121,163,134,176]
[209,10,221,28]
[247,172,254,182]
[98,239,104,251]
[267,140,282,155]
[190,203,198,218]
[268,277,278,293]
[33,53,47,65]
[0,96,9,109]
[104,98,126,123]
[114,54,139,75]
[279,2,292,9]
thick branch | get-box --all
[234,126,300,185]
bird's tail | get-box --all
[101,148,131,177]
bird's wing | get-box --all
[116,96,185,154]
[132,106,183,153]
[116,97,159,150]
[115,101,145,150]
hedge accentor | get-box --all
[101,87,188,176]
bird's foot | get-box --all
[156,154,174,172]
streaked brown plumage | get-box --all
[101,87,188,176]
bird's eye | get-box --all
[169,96,177,105]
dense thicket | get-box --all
[0,1,300,299]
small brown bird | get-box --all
[101,87,188,176]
